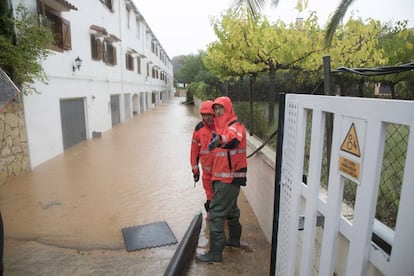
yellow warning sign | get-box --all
[339,156,361,180]
[340,123,361,157]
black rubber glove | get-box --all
[193,172,200,182]
[208,132,220,151]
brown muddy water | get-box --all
[0,97,271,275]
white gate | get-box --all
[275,94,414,276]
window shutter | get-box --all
[90,34,97,59]
[111,45,117,65]
[96,39,102,60]
[90,35,102,61]
[129,55,134,70]
[62,18,72,50]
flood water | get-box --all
[0,97,271,275]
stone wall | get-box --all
[0,97,30,185]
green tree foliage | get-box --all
[231,0,357,48]
[376,21,414,98]
[330,18,385,69]
[0,5,54,94]
[174,51,219,86]
[172,55,186,85]
[205,8,323,124]
[204,8,268,81]
[173,51,222,102]
[303,17,386,96]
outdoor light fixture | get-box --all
[72,56,83,72]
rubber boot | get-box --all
[225,223,241,248]
[196,240,224,263]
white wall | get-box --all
[15,0,174,168]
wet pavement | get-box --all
[0,97,271,276]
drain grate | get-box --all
[121,221,177,251]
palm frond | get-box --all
[231,0,267,21]
[324,0,356,48]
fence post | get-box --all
[323,56,333,175]
[269,93,286,276]
[323,56,332,96]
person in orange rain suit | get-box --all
[196,96,247,264]
[190,100,216,213]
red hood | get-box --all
[200,100,214,115]
[213,96,237,133]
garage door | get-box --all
[60,98,87,149]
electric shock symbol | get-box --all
[341,123,361,157]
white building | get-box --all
[10,0,174,168]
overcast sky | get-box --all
[133,0,414,58]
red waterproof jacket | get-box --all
[190,101,215,177]
[211,96,247,185]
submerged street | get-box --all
[0,97,271,275]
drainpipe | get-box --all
[118,0,125,121]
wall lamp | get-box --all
[72,56,83,72]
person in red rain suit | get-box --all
[196,96,247,263]
[190,100,216,213]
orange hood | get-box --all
[213,96,237,133]
[200,100,215,115]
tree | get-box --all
[172,55,186,85]
[330,18,386,96]
[206,9,323,124]
[0,4,54,94]
[204,9,266,80]
[204,8,268,133]
[231,0,358,47]
[376,21,414,98]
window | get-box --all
[151,41,155,54]
[90,34,102,60]
[103,40,117,66]
[126,53,134,71]
[43,10,72,51]
[146,63,150,77]
[37,1,77,51]
[90,25,118,66]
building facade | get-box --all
[10,0,174,168]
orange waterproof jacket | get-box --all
[211,96,247,185]
[190,101,215,175]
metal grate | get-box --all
[0,68,20,112]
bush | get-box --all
[233,101,268,139]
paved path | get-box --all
[0,97,271,275]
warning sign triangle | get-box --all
[341,123,361,157]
